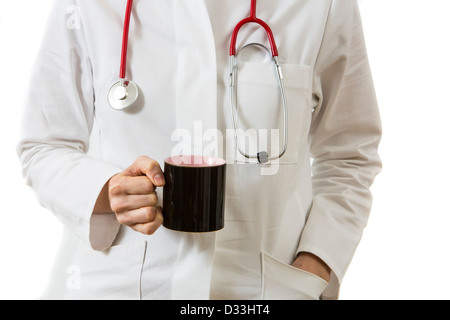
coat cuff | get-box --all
[89,212,121,251]
[296,243,341,300]
[38,157,123,252]
[84,163,122,251]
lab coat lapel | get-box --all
[172,0,218,157]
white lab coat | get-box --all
[17,0,381,300]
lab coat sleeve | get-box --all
[16,0,122,251]
[297,0,382,298]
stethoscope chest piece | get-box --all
[108,80,139,111]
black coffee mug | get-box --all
[163,155,227,232]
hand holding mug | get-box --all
[108,156,165,235]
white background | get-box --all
[0,0,449,300]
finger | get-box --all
[125,156,165,187]
[131,206,164,235]
[111,192,158,213]
[109,175,155,196]
[116,206,157,226]
[121,176,156,195]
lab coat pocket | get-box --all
[233,62,312,165]
[261,253,328,300]
[65,241,147,300]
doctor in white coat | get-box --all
[17,0,381,300]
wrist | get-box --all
[292,252,331,282]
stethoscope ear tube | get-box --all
[229,0,278,57]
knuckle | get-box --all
[116,213,130,226]
[137,155,149,163]
[143,226,155,236]
[144,206,156,222]
[157,209,164,224]
[109,179,124,196]
[149,193,158,206]
[148,159,161,172]
[143,179,154,194]
[142,216,163,236]
[146,224,159,235]
[154,208,164,225]
[110,197,127,213]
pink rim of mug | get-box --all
[165,155,226,168]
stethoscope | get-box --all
[108,0,288,164]
[108,0,138,111]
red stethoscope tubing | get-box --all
[120,0,133,80]
[229,0,278,57]
[120,0,278,78]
